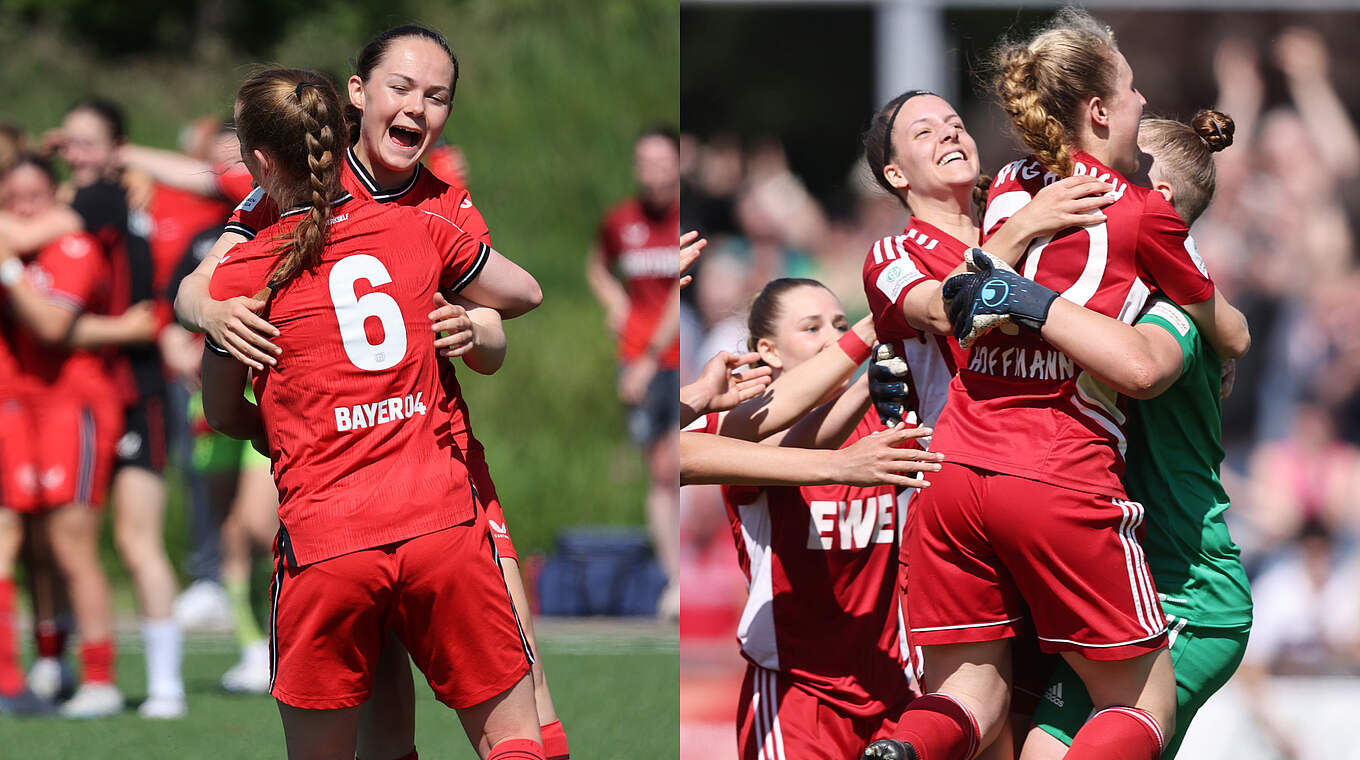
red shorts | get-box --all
[20,395,121,510]
[0,396,38,512]
[904,464,1166,661]
[468,447,517,562]
[268,516,532,710]
[738,665,909,760]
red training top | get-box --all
[596,197,681,368]
[208,195,491,566]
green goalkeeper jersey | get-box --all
[1124,299,1253,628]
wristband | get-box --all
[0,258,23,288]
[837,330,872,364]
[204,335,233,358]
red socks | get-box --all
[540,720,570,759]
[80,639,115,684]
[892,693,980,760]
[35,619,67,659]
[487,739,544,760]
[0,579,21,695]
[1066,706,1164,760]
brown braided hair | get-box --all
[991,8,1121,177]
[235,69,346,283]
[1139,109,1234,225]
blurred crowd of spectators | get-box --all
[678,28,1360,720]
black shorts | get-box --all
[115,395,168,473]
[626,368,678,446]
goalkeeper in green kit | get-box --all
[936,110,1253,759]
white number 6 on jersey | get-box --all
[329,254,407,371]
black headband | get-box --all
[294,81,317,100]
[881,89,937,165]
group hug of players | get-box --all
[679,9,1255,760]
[0,23,581,760]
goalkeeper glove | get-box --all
[868,343,911,426]
[942,248,1058,349]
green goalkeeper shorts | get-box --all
[1030,617,1249,758]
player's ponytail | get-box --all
[235,69,346,283]
[1139,110,1235,225]
[991,8,1120,177]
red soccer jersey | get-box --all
[11,233,117,401]
[596,197,681,368]
[696,411,909,716]
[143,184,231,294]
[207,196,491,566]
[221,146,493,453]
[861,218,971,435]
[930,151,1215,496]
[214,162,256,205]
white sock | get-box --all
[141,618,184,700]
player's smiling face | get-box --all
[883,94,979,200]
[755,285,849,375]
[1,164,57,219]
[349,36,455,183]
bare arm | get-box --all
[0,256,76,344]
[585,241,630,335]
[68,301,157,349]
[0,208,83,252]
[1179,290,1251,360]
[118,144,222,198]
[200,348,264,441]
[174,230,283,370]
[681,426,941,487]
[775,374,872,450]
[1039,298,1186,399]
[680,351,772,427]
[718,317,874,441]
[430,293,507,375]
[458,248,543,319]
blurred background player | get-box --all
[586,125,683,621]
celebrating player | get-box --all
[201,68,544,760]
[865,10,1248,760]
[173,25,569,759]
[689,278,942,759]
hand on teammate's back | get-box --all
[834,424,943,488]
[429,292,475,357]
[1010,175,1115,238]
[204,293,279,371]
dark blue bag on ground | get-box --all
[538,527,666,616]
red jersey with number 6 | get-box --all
[222,146,493,454]
[208,195,491,566]
[597,197,681,368]
[930,151,1215,496]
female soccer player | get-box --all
[0,155,125,718]
[959,111,1253,760]
[202,68,543,760]
[175,25,568,759]
[689,278,942,760]
[865,11,1249,760]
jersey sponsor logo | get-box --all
[236,186,266,213]
[806,494,895,550]
[460,197,473,209]
[1043,681,1064,708]
[333,392,428,433]
[619,246,682,279]
[875,258,924,303]
[1146,300,1191,336]
[1183,235,1208,277]
[966,345,1076,381]
[327,213,349,226]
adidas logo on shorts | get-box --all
[1044,682,1064,708]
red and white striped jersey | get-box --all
[861,217,972,436]
[931,150,1215,496]
[693,411,910,716]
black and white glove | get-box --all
[942,248,1059,349]
[868,343,911,427]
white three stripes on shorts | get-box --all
[750,667,787,760]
